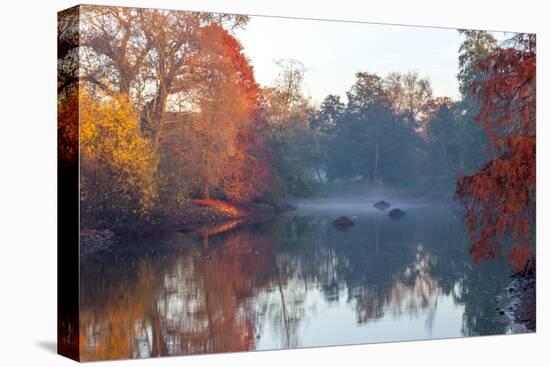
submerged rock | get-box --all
[333,216,354,229]
[373,200,391,210]
[388,208,406,219]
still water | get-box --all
[80,199,512,360]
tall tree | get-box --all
[188,23,263,199]
[344,72,389,180]
[328,102,419,182]
[454,30,498,173]
[426,103,458,182]
[79,6,247,142]
[384,71,433,126]
[264,60,320,198]
[267,59,308,128]
[456,34,536,272]
[346,72,386,112]
[457,30,498,99]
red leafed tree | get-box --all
[223,116,275,203]
[456,34,536,272]
[199,23,275,203]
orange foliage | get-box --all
[79,231,274,359]
[199,23,261,118]
[222,121,275,203]
[191,199,242,217]
[456,34,536,272]
[198,23,275,203]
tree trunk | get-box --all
[442,142,452,185]
[374,118,380,180]
[374,142,379,181]
[141,85,168,141]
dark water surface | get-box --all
[80,199,513,360]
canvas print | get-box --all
[57,4,536,362]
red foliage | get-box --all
[223,119,276,203]
[200,23,275,203]
[190,198,242,217]
[456,34,536,272]
[200,23,261,118]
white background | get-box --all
[0,0,546,366]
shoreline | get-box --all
[80,201,294,256]
[507,274,536,332]
[496,273,536,333]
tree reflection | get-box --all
[80,231,273,359]
[80,208,510,360]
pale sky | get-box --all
[235,16,508,105]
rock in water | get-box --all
[388,208,405,219]
[333,216,354,229]
[373,200,391,210]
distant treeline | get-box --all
[262,31,497,197]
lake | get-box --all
[79,198,513,360]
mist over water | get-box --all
[293,185,456,213]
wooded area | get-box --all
[58,6,535,270]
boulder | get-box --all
[388,208,405,219]
[373,200,391,210]
[333,216,354,229]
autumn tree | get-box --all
[77,7,275,209]
[79,92,159,224]
[384,71,433,126]
[346,72,386,112]
[193,23,273,202]
[221,115,275,203]
[79,6,247,122]
[456,34,536,272]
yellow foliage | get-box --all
[79,92,159,222]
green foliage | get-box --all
[327,102,421,182]
[457,30,497,98]
[267,120,321,198]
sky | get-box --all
[235,16,508,105]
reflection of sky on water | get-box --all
[254,255,466,350]
[258,288,465,350]
[79,203,512,360]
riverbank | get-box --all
[495,272,536,333]
[500,273,536,332]
[169,200,295,235]
[80,200,294,256]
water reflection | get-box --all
[80,206,510,360]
